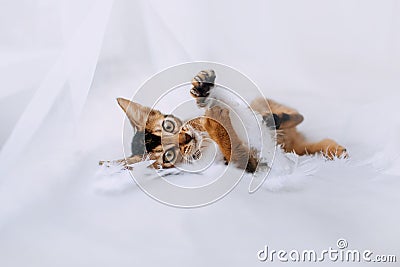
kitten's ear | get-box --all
[117,98,151,131]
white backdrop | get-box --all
[1,0,400,266]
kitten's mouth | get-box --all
[180,124,203,161]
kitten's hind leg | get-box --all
[274,125,348,159]
[302,139,348,159]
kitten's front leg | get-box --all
[204,106,258,173]
[99,155,144,170]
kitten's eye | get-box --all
[163,149,176,163]
[162,119,175,133]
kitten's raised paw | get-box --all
[190,70,216,107]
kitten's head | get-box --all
[117,98,202,169]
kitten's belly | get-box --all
[210,88,277,162]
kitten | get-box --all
[100,70,347,172]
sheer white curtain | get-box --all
[0,0,113,222]
[0,0,112,172]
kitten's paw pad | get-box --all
[190,70,216,98]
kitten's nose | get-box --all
[180,133,193,144]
